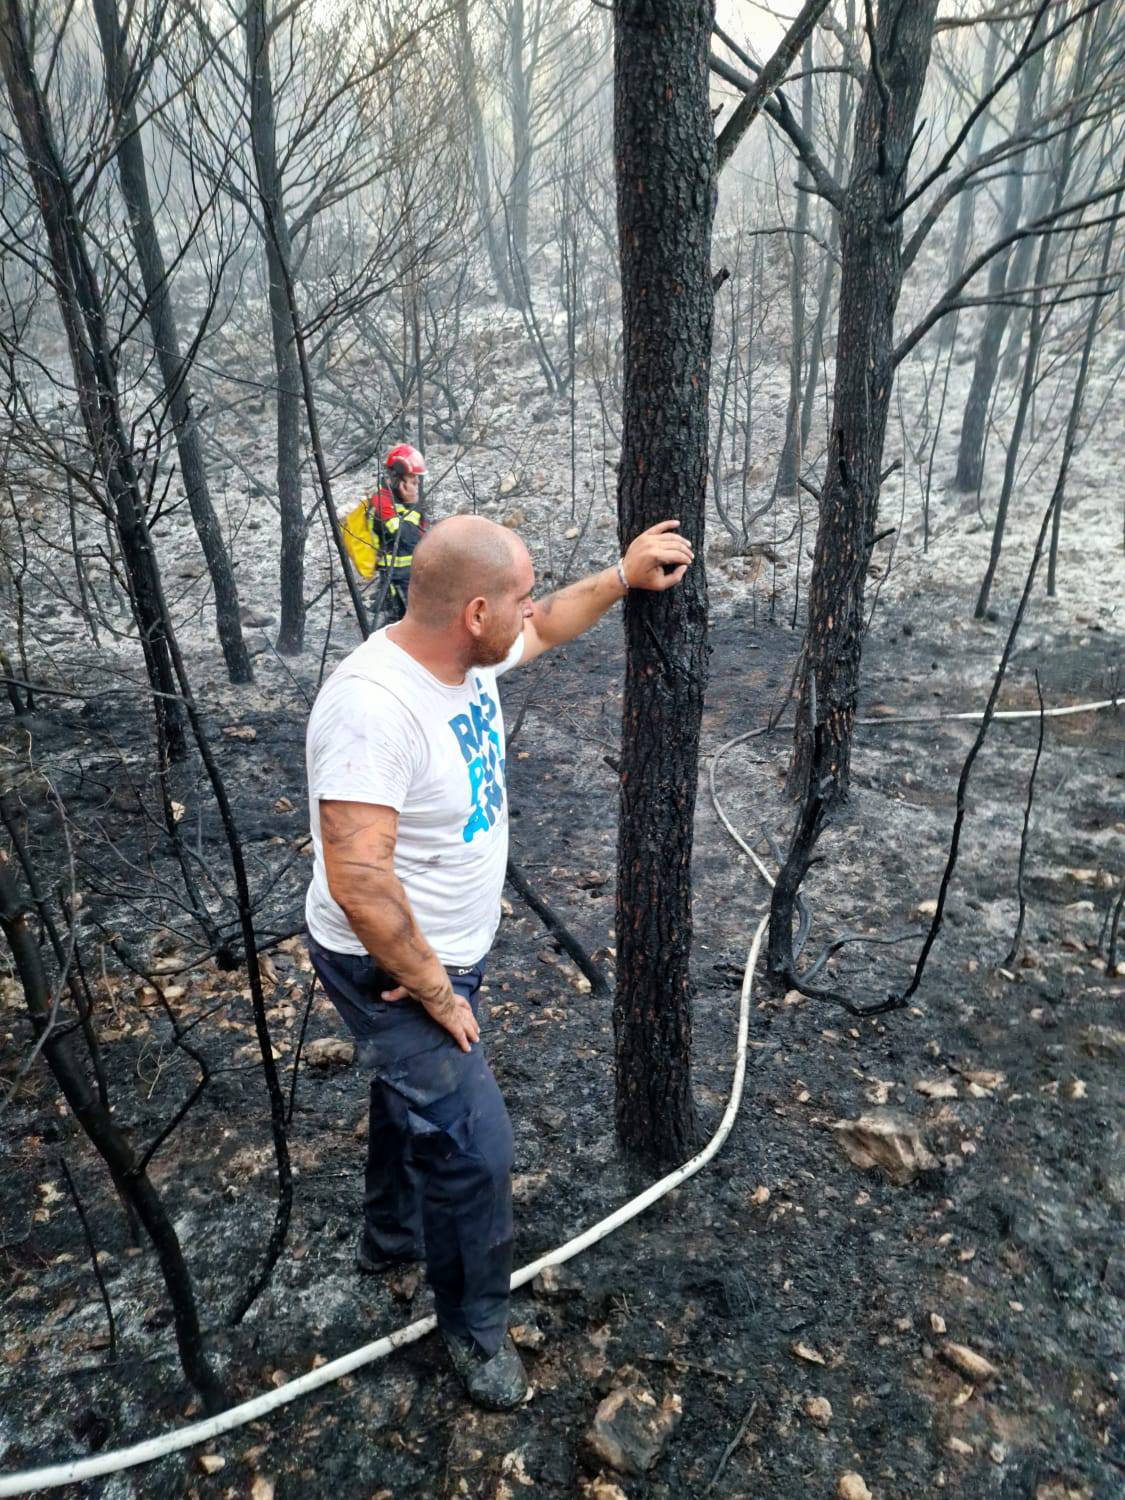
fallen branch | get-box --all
[706,1399,757,1493]
[505,856,609,996]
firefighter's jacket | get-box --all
[341,488,425,582]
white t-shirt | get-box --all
[304,627,524,966]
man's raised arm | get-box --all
[519,519,693,665]
[320,800,479,1051]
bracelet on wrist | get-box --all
[615,558,629,591]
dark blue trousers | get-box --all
[307,937,514,1356]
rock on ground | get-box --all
[830,1109,940,1184]
[584,1383,683,1476]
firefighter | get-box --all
[341,444,428,626]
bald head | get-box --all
[407,515,526,628]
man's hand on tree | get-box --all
[381,979,480,1052]
[622,519,694,591]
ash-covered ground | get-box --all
[1,570,1122,1497]
[1,233,1123,1497]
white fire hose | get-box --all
[0,694,1116,1494]
[0,919,768,1495]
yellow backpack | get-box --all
[340,500,378,580]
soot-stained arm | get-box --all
[520,520,694,665]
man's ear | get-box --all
[465,595,488,638]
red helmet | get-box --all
[384,443,426,476]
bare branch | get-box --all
[936,1,1071,29]
[901,87,1121,267]
[715,0,834,169]
[892,182,1125,365]
[892,0,1103,223]
[713,21,843,207]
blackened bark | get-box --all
[974,287,1044,618]
[246,0,306,655]
[457,0,517,307]
[799,8,854,452]
[0,851,224,1410]
[507,0,533,310]
[938,26,998,351]
[768,720,832,983]
[613,0,714,1165]
[0,0,185,758]
[1047,190,1121,594]
[775,38,814,497]
[954,45,1043,493]
[974,7,1102,612]
[92,0,253,684]
[787,0,939,803]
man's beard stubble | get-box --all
[469,621,519,669]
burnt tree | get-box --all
[770,0,940,981]
[613,0,714,1164]
[245,0,306,655]
[784,0,939,807]
[953,33,1044,494]
[774,36,814,498]
[1048,187,1122,594]
[92,0,253,685]
[0,849,224,1410]
[457,0,517,307]
[0,0,186,759]
[938,24,999,353]
[762,0,1119,989]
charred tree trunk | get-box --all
[0,0,185,758]
[0,850,224,1410]
[507,0,533,310]
[457,0,517,307]
[938,25,999,352]
[93,0,253,685]
[1048,189,1122,594]
[785,0,939,807]
[246,0,306,655]
[613,0,714,1165]
[799,4,855,453]
[775,37,814,496]
[974,280,1046,619]
[954,41,1044,493]
[974,56,1093,619]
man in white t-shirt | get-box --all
[305,512,691,1408]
